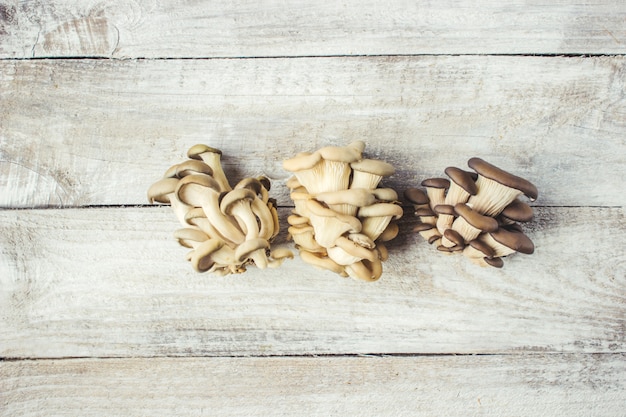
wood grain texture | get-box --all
[1,56,625,208]
[1,0,625,58]
[0,206,623,358]
[1,354,625,417]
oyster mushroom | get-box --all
[434,204,456,235]
[377,222,399,242]
[479,228,535,257]
[447,203,499,244]
[176,174,245,246]
[220,188,264,239]
[147,177,193,227]
[187,144,232,192]
[358,202,403,242]
[234,237,271,269]
[283,141,363,195]
[467,157,538,217]
[184,207,225,242]
[345,259,383,282]
[188,238,231,273]
[372,188,399,202]
[413,222,441,244]
[299,250,346,276]
[173,228,209,249]
[305,199,362,248]
[444,166,478,205]
[462,239,504,268]
[421,178,450,211]
[441,228,466,250]
[404,188,430,211]
[174,160,214,178]
[288,224,325,253]
[315,188,377,216]
[498,199,534,225]
[415,207,438,227]
[350,158,395,190]
[267,248,295,268]
[331,235,378,263]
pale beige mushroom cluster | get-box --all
[147,144,293,275]
[405,157,538,268]
[283,141,401,281]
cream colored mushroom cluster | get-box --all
[405,157,538,268]
[148,144,292,275]
[283,141,401,282]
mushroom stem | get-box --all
[187,144,232,192]
[421,178,450,211]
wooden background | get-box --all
[1,1,625,415]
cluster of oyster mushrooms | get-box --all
[147,144,292,275]
[405,157,538,268]
[283,141,401,282]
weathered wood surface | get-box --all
[2,56,625,208]
[2,1,625,414]
[2,354,625,417]
[1,0,625,58]
[1,206,623,358]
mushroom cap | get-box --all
[175,160,214,178]
[285,176,302,190]
[415,207,436,217]
[219,188,256,215]
[404,188,429,205]
[287,214,310,226]
[484,257,504,268]
[184,207,207,223]
[257,176,271,191]
[421,178,450,189]
[468,239,496,259]
[413,222,435,232]
[444,166,478,195]
[283,151,322,172]
[443,228,465,247]
[235,177,265,194]
[433,204,456,216]
[147,177,179,203]
[299,250,346,275]
[489,228,534,254]
[190,238,225,272]
[378,222,399,242]
[500,199,534,222]
[187,144,222,160]
[334,236,378,262]
[371,188,399,202]
[454,203,499,232]
[173,228,209,248]
[234,237,270,263]
[468,157,538,201]
[317,144,362,163]
[502,222,524,233]
[358,202,403,219]
[315,188,377,207]
[350,159,395,176]
[428,235,441,244]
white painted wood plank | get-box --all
[1,354,625,417]
[1,56,625,208]
[0,206,623,358]
[1,0,625,58]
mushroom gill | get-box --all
[148,144,292,274]
[284,142,401,282]
[407,157,538,268]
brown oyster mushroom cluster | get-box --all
[283,141,401,282]
[147,144,293,275]
[405,157,538,268]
